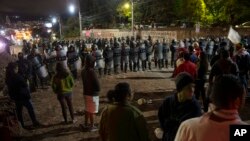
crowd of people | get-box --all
[3,34,250,141]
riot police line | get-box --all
[18,35,250,83]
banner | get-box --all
[228,26,241,44]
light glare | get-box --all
[69,4,75,13]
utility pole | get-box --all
[79,11,82,38]
[58,16,62,39]
[131,0,134,37]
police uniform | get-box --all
[94,48,105,76]
[67,47,80,79]
[132,41,139,72]
[121,43,130,73]
[113,42,122,74]
[44,48,57,79]
[139,41,146,71]
[170,40,178,67]
[103,45,113,75]
[145,39,153,70]
[162,40,170,68]
[154,41,163,69]
[56,46,68,70]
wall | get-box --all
[82,27,250,41]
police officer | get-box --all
[93,44,104,77]
[139,40,147,71]
[67,45,80,79]
[212,37,220,57]
[113,38,122,74]
[206,38,214,62]
[145,36,153,70]
[162,38,170,68]
[129,37,136,71]
[56,45,68,70]
[44,48,57,79]
[121,42,130,73]
[132,38,139,72]
[103,43,113,75]
[154,40,163,69]
[27,47,48,89]
[170,40,178,67]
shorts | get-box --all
[84,95,99,114]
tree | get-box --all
[64,17,79,38]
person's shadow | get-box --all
[19,122,81,141]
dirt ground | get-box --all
[16,68,174,141]
[1,46,250,141]
[15,67,250,141]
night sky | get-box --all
[0,0,78,16]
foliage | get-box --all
[63,17,79,38]
[78,0,250,28]
[81,0,119,28]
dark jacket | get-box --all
[16,58,32,79]
[99,102,150,141]
[82,57,100,96]
[209,58,238,83]
[158,94,202,141]
[6,73,31,101]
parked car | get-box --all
[235,21,250,28]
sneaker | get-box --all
[89,126,98,132]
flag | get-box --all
[228,26,241,44]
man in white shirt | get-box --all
[174,74,248,141]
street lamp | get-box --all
[68,3,83,39]
[124,1,134,37]
[68,4,75,14]
[51,16,62,39]
[131,0,134,37]
[124,3,130,9]
[52,17,57,24]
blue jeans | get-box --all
[15,99,38,127]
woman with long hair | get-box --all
[194,51,209,112]
[52,63,76,123]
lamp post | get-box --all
[131,0,134,37]
[52,17,62,39]
[124,1,134,37]
[79,11,82,39]
[68,3,83,39]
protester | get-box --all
[52,63,76,123]
[207,49,238,106]
[81,54,100,131]
[173,52,197,79]
[158,72,202,141]
[175,74,248,141]
[234,43,250,95]
[194,51,209,112]
[16,52,34,92]
[99,82,150,141]
[5,62,40,128]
